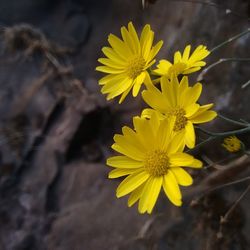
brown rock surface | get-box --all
[0,0,249,250]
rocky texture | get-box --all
[0,0,249,249]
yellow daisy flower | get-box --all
[222,136,242,153]
[153,45,210,80]
[141,75,217,148]
[107,115,203,214]
[96,22,163,103]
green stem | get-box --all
[210,28,250,53]
[197,58,250,81]
[186,136,216,153]
[197,126,250,137]
[217,113,249,127]
[188,125,250,152]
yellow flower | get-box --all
[96,22,163,103]
[153,45,210,80]
[141,75,217,148]
[107,115,203,214]
[222,136,242,153]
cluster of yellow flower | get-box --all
[96,22,217,214]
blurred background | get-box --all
[0,0,249,249]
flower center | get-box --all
[144,149,169,176]
[222,136,242,153]
[169,107,187,131]
[127,55,146,79]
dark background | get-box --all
[0,0,249,249]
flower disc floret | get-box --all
[168,107,188,131]
[127,55,146,78]
[144,150,169,176]
[222,136,242,153]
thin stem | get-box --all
[197,58,250,81]
[241,79,250,89]
[203,154,238,169]
[189,125,250,152]
[221,184,250,223]
[217,113,249,127]
[196,125,250,137]
[169,0,250,20]
[186,136,216,153]
[210,28,250,53]
[207,176,250,193]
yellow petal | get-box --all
[121,26,136,54]
[98,58,125,69]
[179,76,189,93]
[138,176,163,214]
[132,72,146,97]
[163,171,182,206]
[122,126,146,150]
[183,82,202,106]
[104,78,133,99]
[156,117,174,150]
[182,45,191,61]
[112,134,144,161]
[169,152,194,166]
[185,103,200,117]
[190,110,217,124]
[132,116,155,150]
[148,40,163,62]
[128,183,145,207]
[107,156,143,168]
[99,74,125,85]
[142,86,170,113]
[116,171,149,198]
[108,34,131,58]
[108,168,140,178]
[170,168,193,186]
[167,131,186,154]
[184,121,195,149]
[153,60,172,76]
[141,28,154,60]
[183,67,201,74]
[96,65,125,74]
[189,159,203,168]
[128,22,140,53]
[189,103,214,118]
[102,47,126,64]
[118,85,133,104]
[174,51,182,63]
[140,24,151,54]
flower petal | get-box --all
[169,152,194,166]
[107,156,143,168]
[132,72,146,97]
[108,168,140,178]
[170,168,193,186]
[190,110,217,124]
[185,103,200,117]
[163,171,182,206]
[138,176,163,214]
[128,183,145,207]
[185,121,195,149]
[116,171,149,198]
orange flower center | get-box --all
[169,107,187,131]
[144,149,169,176]
[127,55,146,79]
